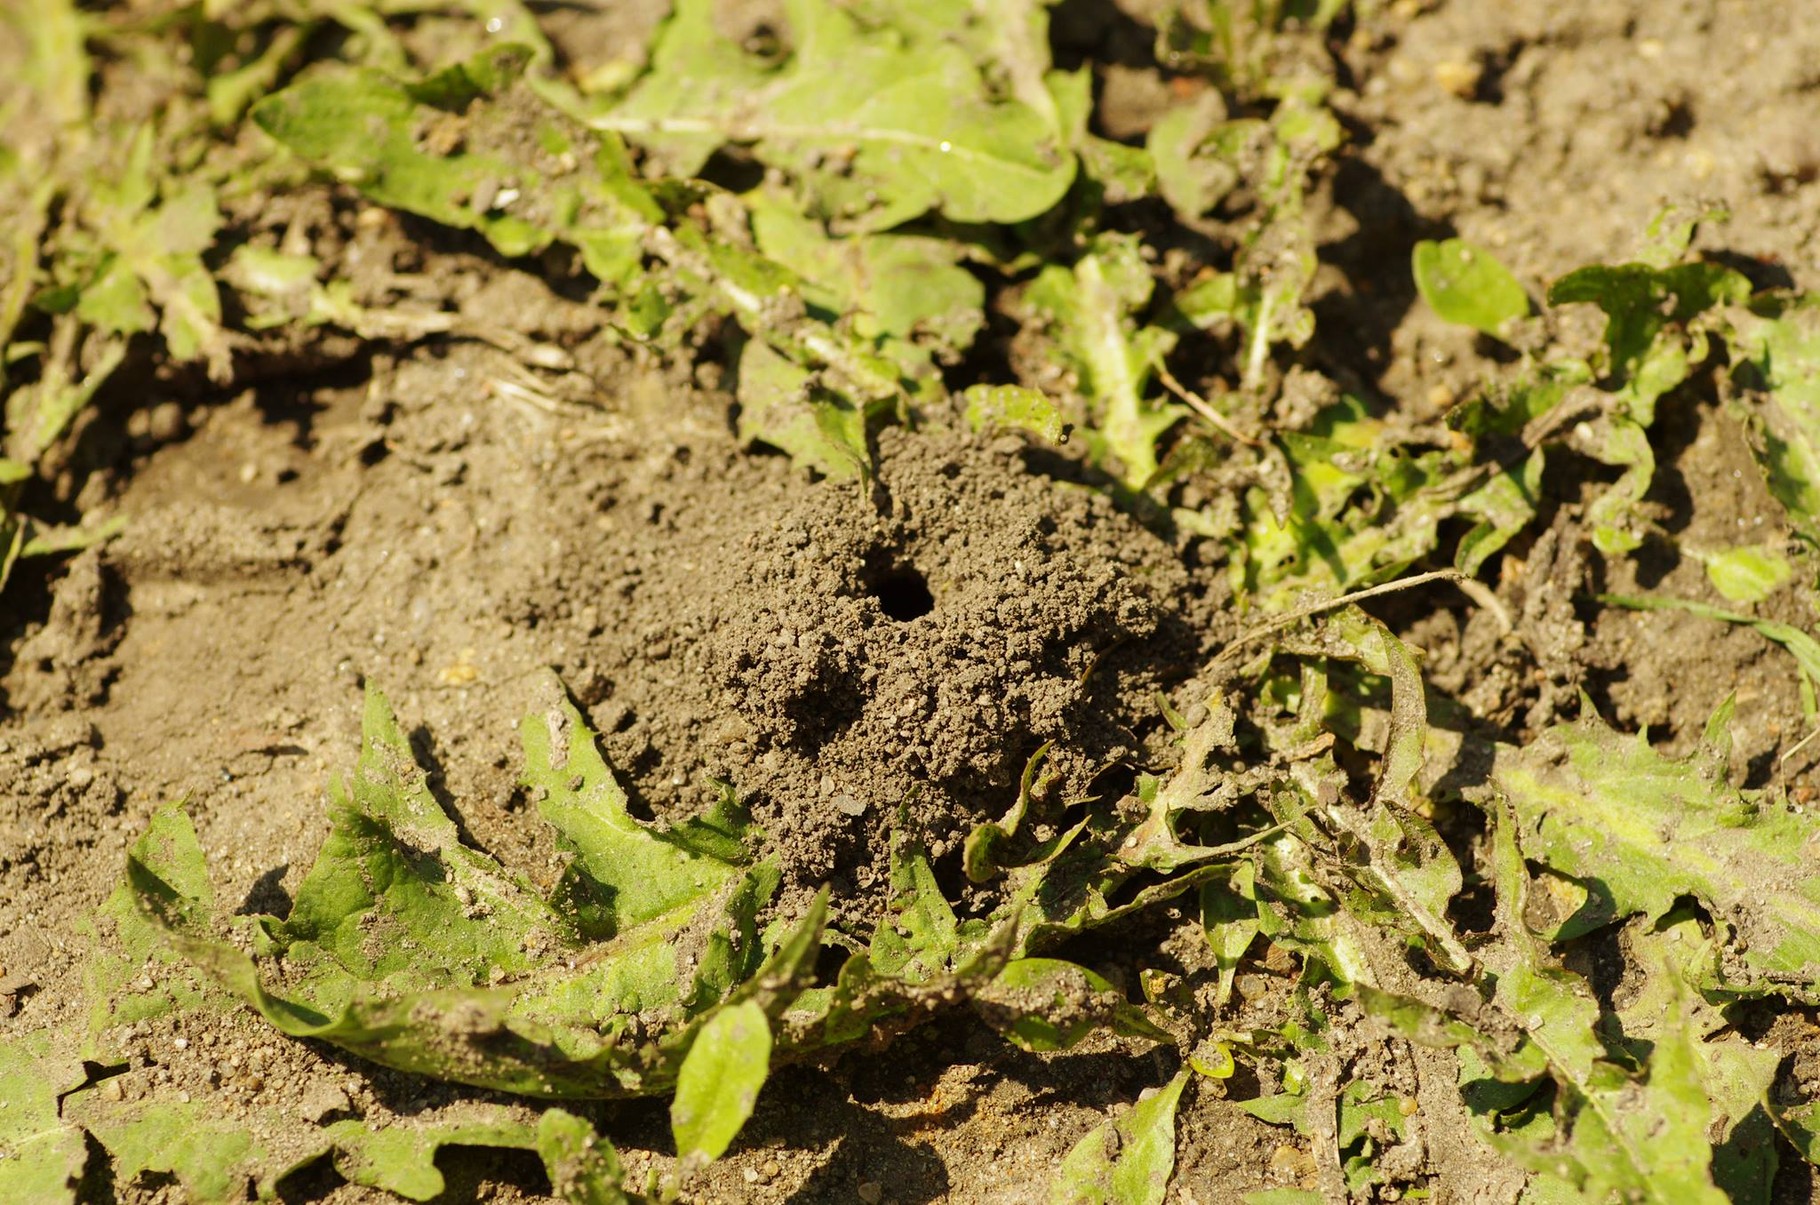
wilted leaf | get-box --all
[1548,261,1748,399]
[124,683,821,1098]
[1049,1070,1188,1205]
[1493,704,1820,987]
[535,1109,629,1205]
[66,1083,622,1205]
[1147,90,1240,221]
[1412,238,1528,338]
[973,958,1169,1053]
[1337,1080,1409,1194]
[1201,862,1262,1007]
[1270,610,1471,974]
[63,1093,324,1203]
[1539,245,1748,552]
[734,337,873,480]
[1454,447,1545,577]
[1616,914,1782,1204]
[1478,810,1732,1203]
[1236,398,1458,607]
[747,188,984,352]
[253,48,604,264]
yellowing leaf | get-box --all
[1494,706,1820,987]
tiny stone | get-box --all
[833,794,867,818]
[858,1184,883,1205]
[147,402,187,442]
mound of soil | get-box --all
[559,424,1224,918]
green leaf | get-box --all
[1493,706,1820,986]
[670,1000,772,1165]
[1700,544,1793,604]
[972,958,1170,1053]
[1048,1070,1188,1205]
[1147,91,1243,221]
[0,1031,87,1203]
[962,385,1067,444]
[1548,261,1749,385]
[601,0,1075,230]
[121,684,822,1098]
[535,1109,629,1205]
[1024,232,1181,487]
[1412,238,1529,337]
[1730,297,1820,546]
[734,337,873,480]
[252,53,557,261]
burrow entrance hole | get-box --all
[866,563,935,622]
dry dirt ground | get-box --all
[7,0,1820,1201]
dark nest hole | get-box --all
[866,563,935,622]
